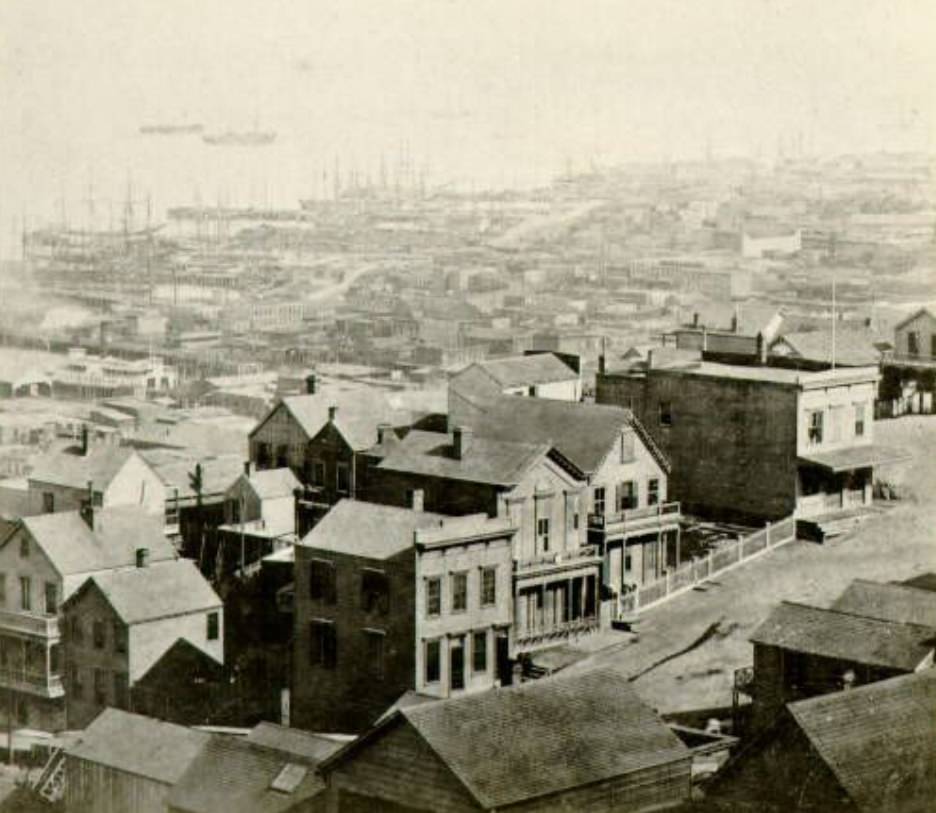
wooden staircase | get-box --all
[32,746,65,804]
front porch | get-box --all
[513,549,601,653]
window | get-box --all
[229,499,241,524]
[537,517,550,552]
[0,638,7,666]
[50,643,60,674]
[19,577,31,612]
[0,574,6,607]
[93,620,105,650]
[648,478,660,507]
[573,512,579,530]
[472,631,487,673]
[659,401,672,427]
[425,639,441,684]
[276,444,289,468]
[807,410,824,445]
[113,673,129,709]
[480,567,497,607]
[91,491,103,508]
[361,569,390,615]
[364,629,385,680]
[309,559,337,604]
[854,403,866,438]
[617,481,637,512]
[42,492,54,513]
[94,668,107,705]
[206,612,220,641]
[450,638,465,691]
[426,577,441,617]
[528,386,536,396]
[451,572,468,613]
[257,442,272,468]
[593,487,606,517]
[309,620,337,668]
[19,536,28,558]
[907,331,920,356]
[336,462,350,495]
[44,582,57,615]
[309,460,325,487]
[70,616,84,645]
[70,665,83,699]
[113,622,127,653]
[625,553,633,573]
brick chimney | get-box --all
[79,480,95,529]
[136,548,149,568]
[453,426,472,460]
[756,332,767,364]
[305,373,317,395]
[328,405,337,423]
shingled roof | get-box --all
[297,500,447,560]
[68,708,210,785]
[750,601,936,671]
[466,353,576,388]
[73,559,222,625]
[14,508,175,587]
[788,669,936,812]
[167,736,325,813]
[324,664,690,809]
[449,394,664,476]
[377,429,553,486]
[832,579,936,629]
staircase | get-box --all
[32,746,65,804]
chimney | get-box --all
[80,424,89,456]
[598,354,606,375]
[136,548,149,568]
[647,349,655,369]
[79,480,95,529]
[328,405,337,423]
[693,312,699,328]
[730,313,738,333]
[453,426,472,460]
[756,332,767,364]
[377,423,393,445]
[305,373,317,395]
[409,488,424,512]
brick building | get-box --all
[292,500,515,734]
[597,352,892,523]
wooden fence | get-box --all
[618,516,796,616]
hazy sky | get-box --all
[1,0,934,251]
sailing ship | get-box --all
[202,130,277,146]
[139,123,204,135]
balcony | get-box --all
[514,615,600,650]
[515,544,602,578]
[0,667,65,698]
[0,610,60,640]
[588,501,681,540]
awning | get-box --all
[798,444,911,473]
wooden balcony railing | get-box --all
[588,501,681,535]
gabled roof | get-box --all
[377,429,553,486]
[462,353,576,389]
[244,468,300,500]
[451,395,660,476]
[771,328,886,366]
[141,450,245,497]
[166,735,325,813]
[251,394,417,450]
[28,446,139,490]
[245,723,345,764]
[324,664,689,809]
[71,559,222,625]
[788,669,936,812]
[832,579,936,629]
[134,638,225,691]
[750,601,936,671]
[297,500,446,560]
[67,708,210,784]
[16,508,175,583]
[894,306,936,333]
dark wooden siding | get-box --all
[66,757,171,813]
[504,757,692,813]
[328,721,480,813]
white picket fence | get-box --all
[618,516,797,616]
